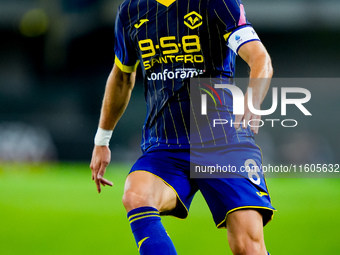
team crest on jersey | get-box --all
[184,11,202,29]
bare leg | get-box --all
[122,171,178,254]
[227,209,267,255]
[122,171,177,212]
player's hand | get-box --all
[90,145,113,193]
[234,100,261,135]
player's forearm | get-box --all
[98,65,136,131]
[246,51,273,107]
[238,40,273,108]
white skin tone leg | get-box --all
[122,171,177,213]
[227,210,268,255]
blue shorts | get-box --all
[130,143,275,228]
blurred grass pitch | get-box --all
[0,163,339,254]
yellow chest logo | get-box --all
[184,11,203,29]
[135,19,149,28]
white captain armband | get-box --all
[94,127,113,146]
[226,26,260,55]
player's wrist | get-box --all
[94,127,113,146]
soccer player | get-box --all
[90,0,275,254]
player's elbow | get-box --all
[265,53,273,78]
[111,64,136,91]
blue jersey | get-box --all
[114,0,259,152]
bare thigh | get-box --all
[122,171,177,213]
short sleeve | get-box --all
[214,0,260,54]
[114,9,139,73]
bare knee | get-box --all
[229,236,266,255]
[122,189,154,212]
[227,210,267,255]
[122,171,177,213]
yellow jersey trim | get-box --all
[128,170,189,219]
[216,206,277,229]
[223,31,232,41]
[115,56,139,73]
[155,0,176,7]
